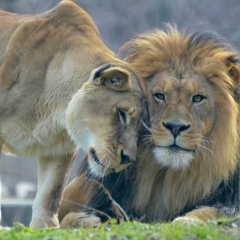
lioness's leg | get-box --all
[30,152,76,229]
[0,139,2,224]
[172,207,220,223]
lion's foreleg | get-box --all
[172,207,220,223]
[30,151,76,229]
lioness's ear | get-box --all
[91,64,131,91]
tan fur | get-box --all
[58,26,240,228]
[0,1,144,228]
[58,173,95,222]
[59,174,101,229]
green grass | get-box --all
[0,218,239,240]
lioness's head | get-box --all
[122,25,240,171]
[66,64,145,176]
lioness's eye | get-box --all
[118,109,127,125]
[154,93,165,102]
[192,94,206,103]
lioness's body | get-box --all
[0,0,143,228]
[59,26,240,228]
[0,3,116,158]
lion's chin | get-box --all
[153,146,194,170]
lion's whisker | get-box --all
[201,137,216,145]
[197,144,215,156]
[195,146,208,157]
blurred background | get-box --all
[0,0,239,227]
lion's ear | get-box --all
[215,53,240,88]
[91,64,131,91]
[222,55,240,88]
[228,64,240,87]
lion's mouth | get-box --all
[90,149,104,166]
[153,144,194,170]
[168,144,192,153]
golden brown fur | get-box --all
[59,25,240,228]
[0,0,144,228]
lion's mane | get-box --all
[59,25,240,225]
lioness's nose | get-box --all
[120,150,134,164]
[163,121,190,137]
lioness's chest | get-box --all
[1,116,75,158]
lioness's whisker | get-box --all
[140,119,152,132]
[102,158,110,179]
[141,140,153,149]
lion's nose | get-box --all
[120,150,134,164]
[163,121,190,137]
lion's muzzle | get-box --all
[162,121,190,138]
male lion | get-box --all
[58,25,240,228]
[0,0,145,228]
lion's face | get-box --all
[146,60,239,170]
[147,69,219,169]
[66,64,144,176]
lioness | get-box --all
[59,25,240,228]
[0,0,144,228]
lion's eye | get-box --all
[118,109,127,125]
[154,93,165,102]
[192,94,206,103]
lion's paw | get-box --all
[172,216,200,224]
[60,212,101,229]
